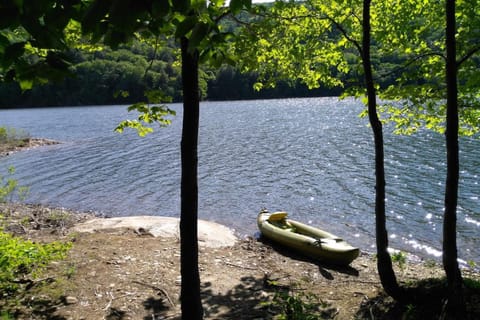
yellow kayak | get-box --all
[257,210,360,265]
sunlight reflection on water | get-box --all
[0,97,479,264]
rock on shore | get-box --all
[73,216,238,248]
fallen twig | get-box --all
[224,261,258,270]
[132,280,175,307]
[103,291,114,311]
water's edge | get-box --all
[1,98,479,264]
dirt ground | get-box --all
[2,202,480,320]
[2,140,480,319]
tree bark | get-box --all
[180,36,204,319]
[443,0,465,317]
[362,0,404,302]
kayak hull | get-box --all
[257,211,360,265]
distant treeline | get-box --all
[0,42,183,108]
[0,39,345,108]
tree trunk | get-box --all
[362,0,404,302]
[443,0,465,317]
[180,36,204,319]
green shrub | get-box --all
[0,311,14,320]
[0,167,29,203]
[0,127,7,143]
[267,289,335,320]
[0,126,30,145]
[0,167,71,293]
[464,278,480,290]
[391,250,407,270]
[0,230,72,292]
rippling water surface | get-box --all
[1,98,479,263]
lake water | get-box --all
[1,97,479,264]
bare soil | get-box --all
[2,203,480,320]
[1,140,480,319]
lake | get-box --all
[1,97,479,264]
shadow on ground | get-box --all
[201,275,274,319]
[196,237,360,319]
[257,235,360,278]
[354,278,480,319]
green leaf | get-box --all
[3,42,25,68]
[189,22,209,52]
[0,33,9,50]
[82,0,113,34]
[22,16,65,49]
[253,82,263,91]
[230,0,250,14]
[145,90,172,103]
[209,0,224,7]
[175,16,197,38]
[173,0,190,13]
[151,0,171,18]
[359,109,369,118]
[191,0,206,10]
[113,90,130,98]
[109,0,145,32]
[361,96,368,106]
[18,79,33,91]
[127,102,146,112]
[118,100,176,137]
[44,5,71,31]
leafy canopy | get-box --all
[234,0,352,91]
[80,0,251,135]
[373,0,480,135]
[0,0,86,90]
[234,0,480,136]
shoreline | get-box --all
[1,201,467,272]
[1,137,474,266]
[1,140,480,317]
[2,202,480,318]
[0,199,466,270]
[0,137,60,157]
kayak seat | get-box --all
[269,219,296,232]
[267,212,288,221]
[313,238,343,246]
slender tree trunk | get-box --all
[180,36,203,320]
[362,0,404,302]
[443,0,465,317]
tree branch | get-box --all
[457,45,480,67]
[143,35,160,81]
[376,51,445,81]
[327,15,363,56]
